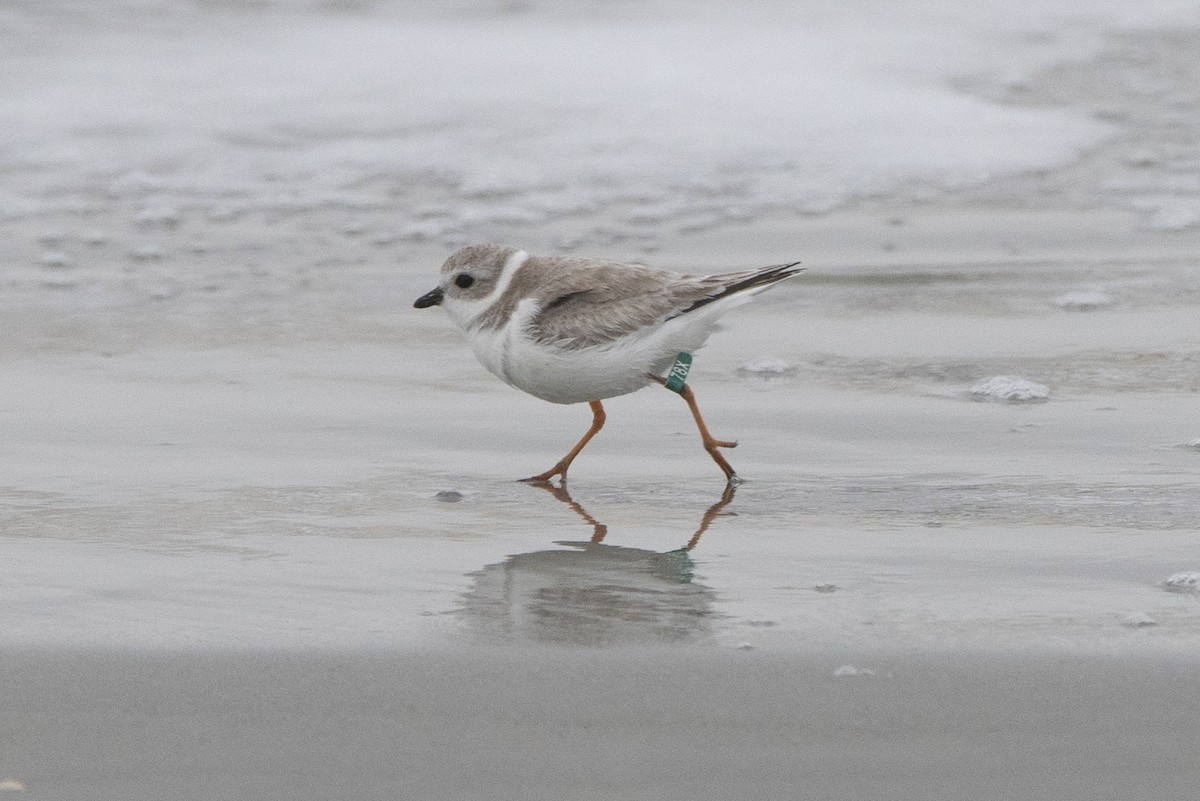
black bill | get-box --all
[413,287,444,309]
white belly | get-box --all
[503,335,666,404]
[469,299,724,405]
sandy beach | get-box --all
[3,1,1200,798]
[5,647,1200,800]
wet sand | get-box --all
[4,647,1200,801]
[4,205,1200,798]
[4,2,1200,796]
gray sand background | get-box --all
[3,2,1200,798]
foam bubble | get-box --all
[969,376,1050,402]
[737,357,798,376]
[1163,572,1200,593]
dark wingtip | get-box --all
[673,261,804,317]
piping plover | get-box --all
[414,244,801,484]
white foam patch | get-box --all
[737,357,797,375]
[969,376,1051,402]
[1163,572,1200,593]
[833,664,876,678]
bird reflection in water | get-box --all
[460,483,736,646]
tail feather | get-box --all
[672,261,803,318]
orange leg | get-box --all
[677,384,740,483]
[521,400,606,484]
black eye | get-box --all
[454,273,475,289]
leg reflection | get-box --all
[524,480,737,550]
[682,480,737,551]
[526,479,609,543]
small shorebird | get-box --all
[414,244,801,484]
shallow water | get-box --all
[5,259,1198,653]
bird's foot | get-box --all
[519,464,568,485]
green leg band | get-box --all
[664,352,693,393]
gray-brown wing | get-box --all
[526,259,784,348]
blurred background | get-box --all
[3,0,1199,342]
